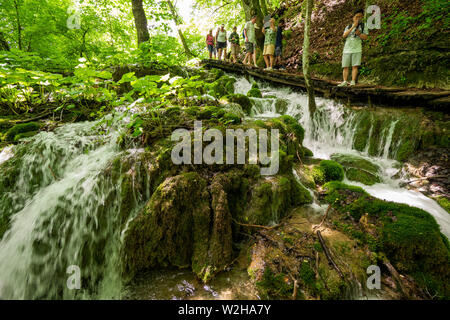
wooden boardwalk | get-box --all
[201,59,449,110]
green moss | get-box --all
[312,166,325,185]
[223,103,245,118]
[14,131,38,141]
[300,146,313,157]
[202,68,224,83]
[352,112,372,152]
[4,122,40,142]
[247,88,262,98]
[330,153,380,174]
[256,268,294,299]
[319,160,344,182]
[436,196,450,214]
[198,106,225,120]
[221,112,241,124]
[345,167,381,186]
[275,99,289,114]
[221,94,252,114]
[207,75,236,98]
[396,140,415,162]
[323,182,450,298]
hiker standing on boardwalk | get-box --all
[229,26,240,63]
[274,19,285,69]
[216,24,228,61]
[262,18,277,70]
[206,29,216,59]
[243,16,258,67]
[338,9,369,87]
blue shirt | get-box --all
[275,27,283,48]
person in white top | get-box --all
[216,24,228,61]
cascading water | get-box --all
[235,76,450,239]
[0,113,149,299]
[0,74,448,300]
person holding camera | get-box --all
[338,9,369,87]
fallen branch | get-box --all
[382,259,409,298]
[316,230,344,279]
[292,279,298,300]
[401,175,447,185]
[232,218,282,230]
[15,111,51,124]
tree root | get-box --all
[316,230,344,279]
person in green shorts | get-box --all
[229,26,240,63]
[262,18,276,70]
[338,9,369,87]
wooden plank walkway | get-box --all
[201,59,449,111]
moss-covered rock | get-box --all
[275,98,289,114]
[201,68,225,83]
[122,172,214,279]
[436,196,450,214]
[323,181,450,298]
[243,175,312,225]
[221,94,253,114]
[223,103,245,118]
[313,160,344,185]
[4,122,40,142]
[331,153,381,186]
[14,131,38,141]
[247,87,262,98]
[207,75,236,98]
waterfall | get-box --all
[0,115,148,299]
[233,77,450,239]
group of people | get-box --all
[206,16,285,71]
[206,9,370,86]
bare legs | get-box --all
[343,66,359,82]
[263,55,269,68]
[263,55,274,69]
[352,66,358,82]
[343,67,349,82]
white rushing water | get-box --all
[0,113,149,299]
[0,75,448,300]
[234,77,450,239]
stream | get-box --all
[0,75,448,299]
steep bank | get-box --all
[277,0,449,89]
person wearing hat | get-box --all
[216,24,228,61]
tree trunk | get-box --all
[13,0,22,50]
[131,0,150,46]
[260,0,268,16]
[241,0,265,48]
[166,0,195,57]
[302,0,317,116]
[0,32,10,51]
